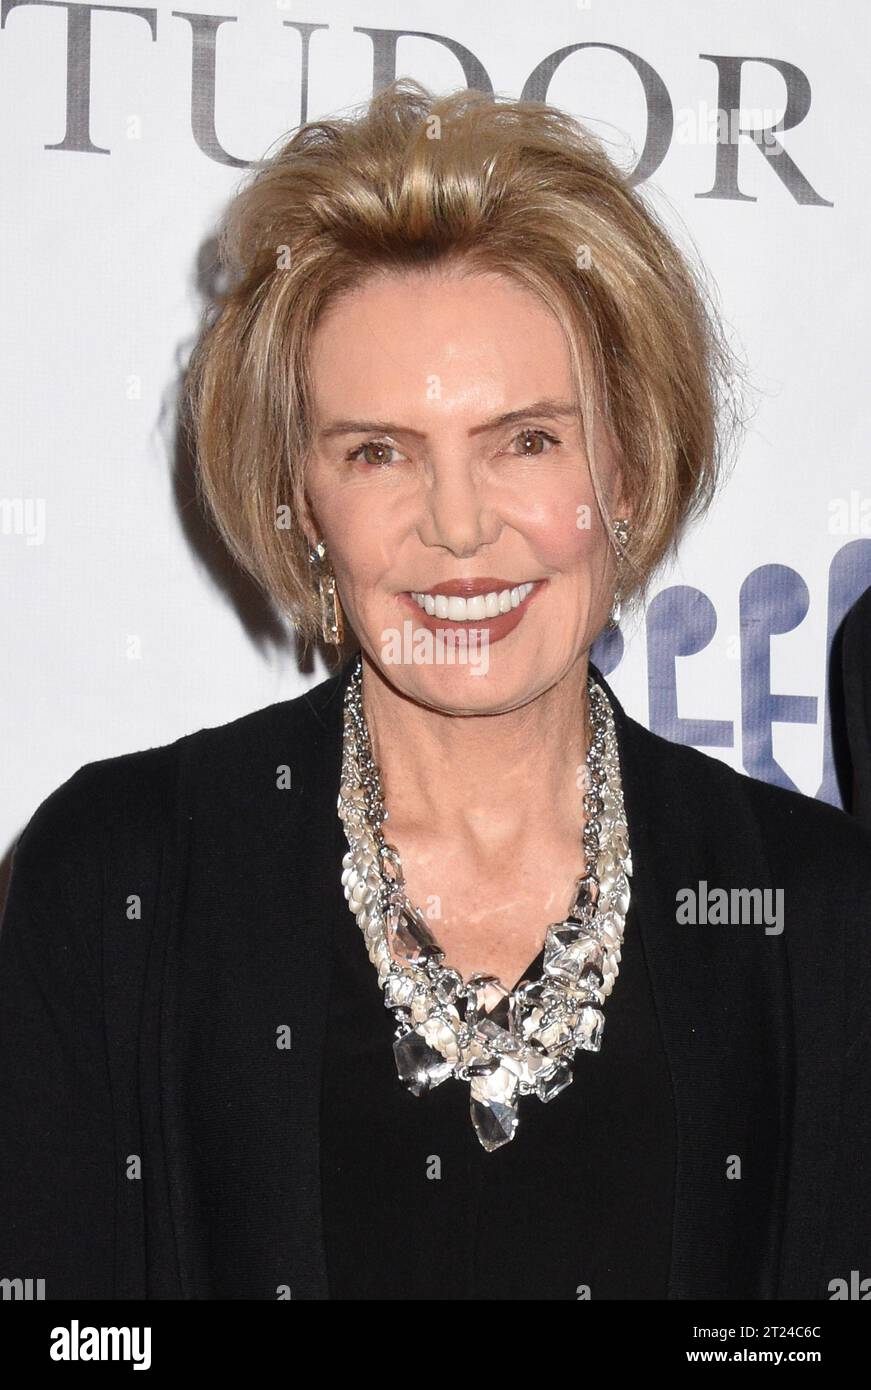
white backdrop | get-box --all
[2,0,870,875]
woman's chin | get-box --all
[371,655,557,717]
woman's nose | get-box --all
[418,463,500,557]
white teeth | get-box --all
[409,582,535,621]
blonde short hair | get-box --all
[185,78,743,647]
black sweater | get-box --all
[320,863,675,1300]
[1,655,870,1299]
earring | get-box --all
[308,539,345,646]
[609,518,631,628]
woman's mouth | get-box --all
[398,577,545,643]
[410,581,535,621]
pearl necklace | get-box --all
[337,653,632,1151]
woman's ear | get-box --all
[299,493,320,552]
[615,461,633,524]
[611,478,631,526]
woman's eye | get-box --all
[346,440,401,468]
[346,428,559,467]
[510,428,560,456]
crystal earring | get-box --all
[609,518,631,628]
[308,538,345,645]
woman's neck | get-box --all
[359,652,592,854]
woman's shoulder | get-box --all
[614,700,871,939]
[596,663,871,876]
[619,710,871,1047]
[619,700,871,867]
[7,666,348,902]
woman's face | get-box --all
[304,268,626,714]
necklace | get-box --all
[336,652,632,1151]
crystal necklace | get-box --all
[336,652,632,1151]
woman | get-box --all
[1,79,869,1302]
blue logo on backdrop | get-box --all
[591,540,871,809]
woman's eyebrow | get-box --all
[316,398,578,441]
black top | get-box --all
[1,655,870,1299]
[320,811,676,1299]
